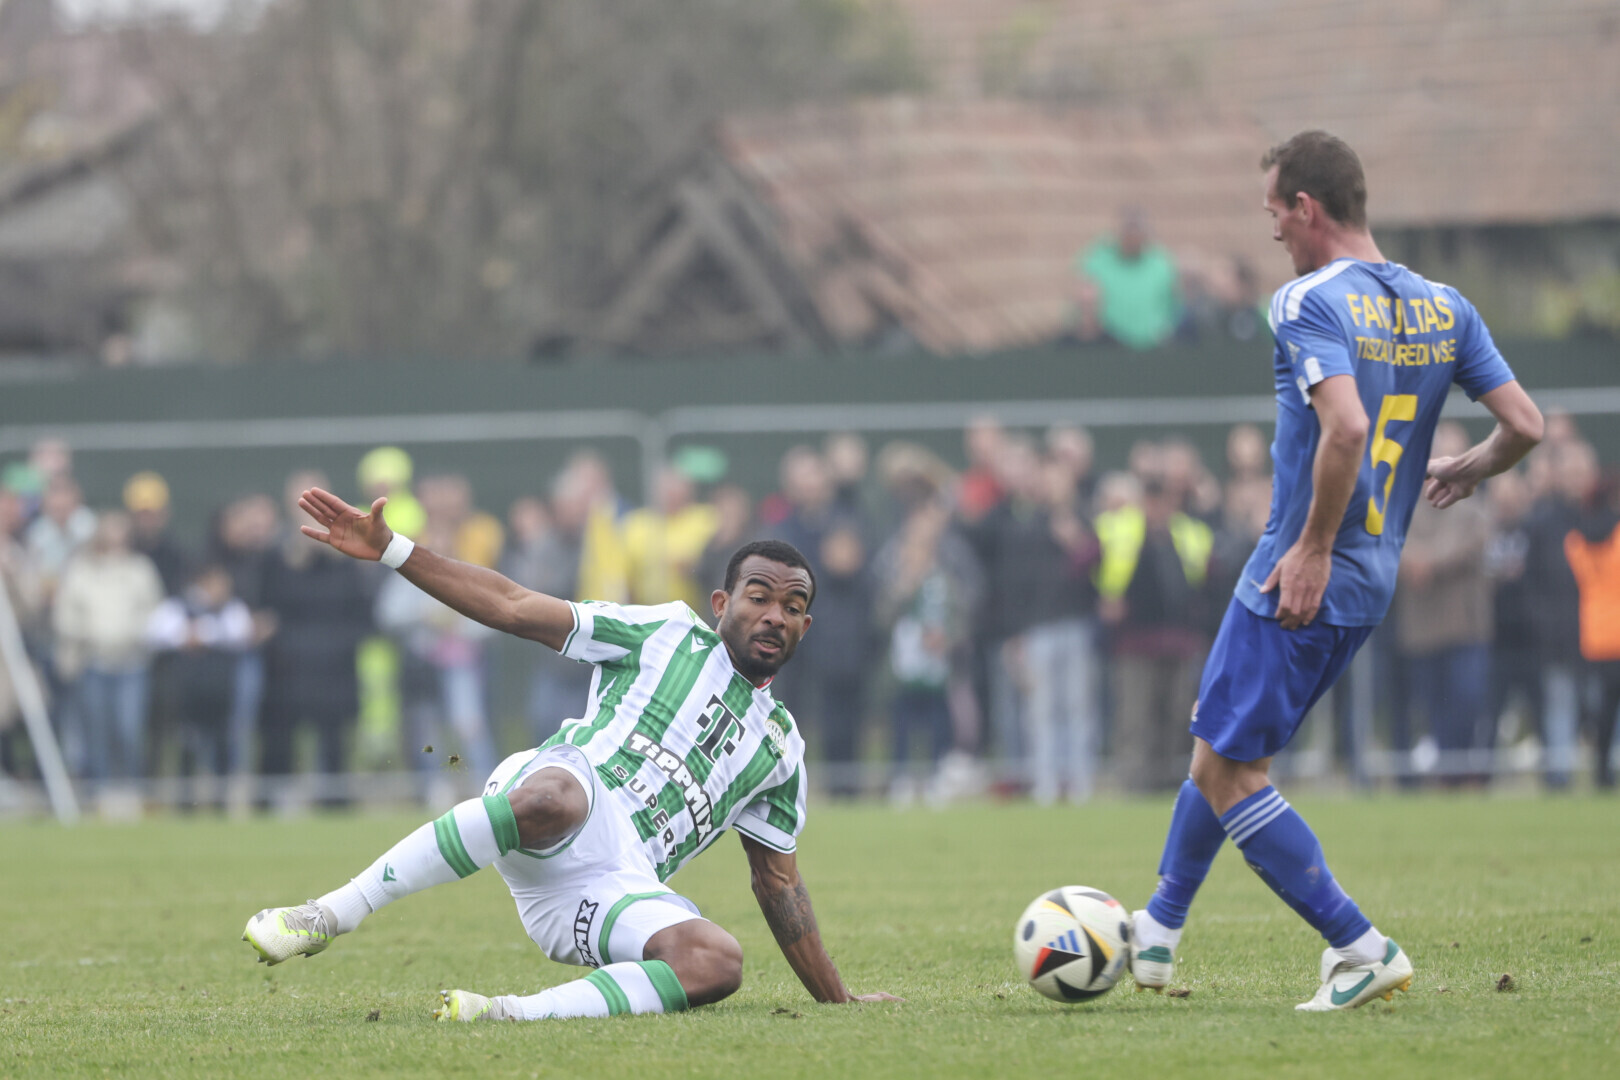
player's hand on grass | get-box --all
[1261,540,1331,630]
[1423,454,1480,509]
[297,487,392,561]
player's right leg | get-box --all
[243,749,584,965]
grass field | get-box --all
[2,795,1617,1079]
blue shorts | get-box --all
[1189,598,1374,762]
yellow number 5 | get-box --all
[1365,394,1418,535]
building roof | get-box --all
[720,100,1282,353]
[888,0,1620,226]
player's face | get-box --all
[1263,165,1313,276]
[712,556,814,684]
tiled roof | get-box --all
[889,0,1620,225]
[722,100,1284,353]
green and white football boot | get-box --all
[1128,909,1175,992]
[242,901,337,966]
[435,989,517,1022]
[1296,938,1413,1011]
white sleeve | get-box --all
[560,600,695,664]
[733,763,807,853]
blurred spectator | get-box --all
[1044,424,1097,510]
[1394,423,1492,784]
[568,451,632,605]
[1483,470,1540,764]
[824,432,873,525]
[146,563,254,809]
[211,494,280,781]
[25,473,95,599]
[1074,209,1181,350]
[957,415,1006,525]
[875,497,976,805]
[697,484,757,602]
[804,522,874,799]
[1563,490,1620,790]
[962,437,1049,778]
[1096,471,1212,793]
[501,493,591,745]
[1160,438,1222,522]
[768,445,840,559]
[259,471,376,806]
[53,511,163,786]
[1016,455,1102,804]
[358,446,427,540]
[418,473,505,569]
[1525,440,1597,787]
[623,464,719,611]
[124,471,190,596]
[28,438,72,484]
[377,521,499,796]
[1226,423,1270,483]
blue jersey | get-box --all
[1235,258,1515,627]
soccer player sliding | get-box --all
[1128,131,1544,1010]
[244,491,900,1020]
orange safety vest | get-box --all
[1564,524,1620,662]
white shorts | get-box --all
[483,745,702,968]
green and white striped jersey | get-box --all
[543,599,808,881]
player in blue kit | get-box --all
[1127,131,1545,1011]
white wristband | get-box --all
[380,533,415,569]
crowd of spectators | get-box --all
[2,411,1618,813]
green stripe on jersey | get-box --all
[596,626,713,788]
[432,811,479,878]
[587,611,669,653]
[585,969,631,1016]
[762,766,803,834]
[570,652,644,748]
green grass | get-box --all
[2,795,1617,1079]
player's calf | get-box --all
[646,919,745,1007]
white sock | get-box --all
[1334,925,1386,967]
[507,961,689,1020]
[315,795,522,935]
[1133,907,1182,952]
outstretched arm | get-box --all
[739,833,902,1005]
[297,487,575,650]
[1425,380,1544,509]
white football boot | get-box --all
[242,901,338,966]
[1128,909,1175,992]
[436,989,517,1022]
[1296,938,1413,1011]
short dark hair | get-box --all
[723,539,816,606]
[1261,130,1367,229]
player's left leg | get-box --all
[243,750,584,965]
[1192,740,1412,1011]
[441,915,741,1022]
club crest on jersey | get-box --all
[763,717,787,759]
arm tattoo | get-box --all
[760,878,819,947]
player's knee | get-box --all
[649,922,744,1007]
[507,768,588,849]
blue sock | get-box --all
[1145,780,1226,930]
[1219,787,1371,948]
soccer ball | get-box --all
[1013,886,1130,1002]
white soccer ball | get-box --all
[1013,885,1131,1002]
